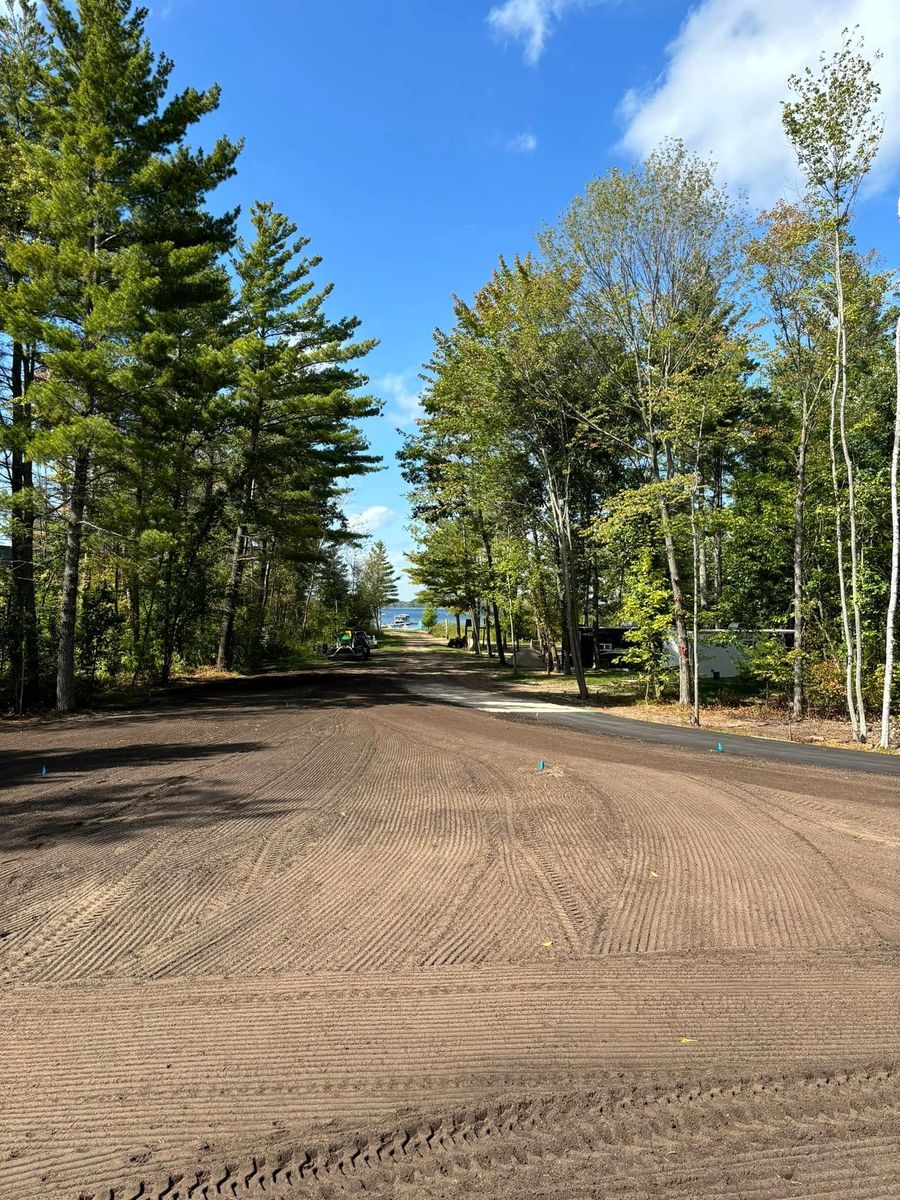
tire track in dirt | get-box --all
[2,667,898,1200]
[53,1065,900,1200]
[734,778,900,945]
[362,704,628,962]
[138,713,373,979]
[292,731,488,973]
[0,840,174,983]
[3,951,897,1200]
[596,762,873,954]
[1,708,340,983]
[354,707,543,967]
[2,701,283,817]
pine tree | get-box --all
[121,109,240,682]
[2,0,239,710]
[216,201,377,669]
[0,0,49,709]
[359,540,399,629]
[124,247,237,682]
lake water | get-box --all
[379,605,460,631]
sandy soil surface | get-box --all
[1,651,898,1199]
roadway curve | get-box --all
[392,636,900,777]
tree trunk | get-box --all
[491,600,504,661]
[834,229,867,741]
[792,421,808,720]
[56,447,90,712]
[827,244,862,739]
[698,544,708,608]
[470,605,481,655]
[300,577,316,639]
[506,576,518,674]
[217,458,258,671]
[258,539,273,620]
[217,522,247,670]
[455,612,462,638]
[477,518,506,666]
[658,495,691,705]
[689,487,702,726]
[650,439,691,705]
[879,315,900,748]
[160,545,176,684]
[547,479,588,703]
[828,374,859,738]
[713,458,724,603]
[543,634,554,673]
[839,324,867,740]
[128,575,141,670]
[9,341,39,711]
[559,597,571,674]
[529,526,556,675]
[590,558,603,669]
[162,483,221,679]
[696,488,708,610]
[217,388,262,670]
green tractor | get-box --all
[319,628,372,662]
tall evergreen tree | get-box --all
[359,540,399,629]
[216,201,378,669]
[0,0,48,710]
[3,0,240,710]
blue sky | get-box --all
[148,0,900,595]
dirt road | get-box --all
[1,649,898,1198]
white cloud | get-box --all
[507,130,538,153]
[619,0,900,207]
[347,505,396,535]
[488,0,576,65]
[379,370,424,428]
[389,549,412,575]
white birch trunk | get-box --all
[879,314,900,748]
[829,230,862,740]
[690,485,701,726]
[833,229,867,741]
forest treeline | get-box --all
[402,35,900,746]
[0,0,384,713]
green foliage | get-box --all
[76,582,125,695]
[740,637,794,703]
[1,14,898,742]
[357,540,399,628]
[214,200,378,669]
[402,38,899,737]
[0,0,378,706]
[782,32,883,219]
[619,550,673,701]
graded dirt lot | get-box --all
[1,644,898,1199]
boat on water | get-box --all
[391,613,411,628]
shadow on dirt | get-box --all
[0,669,434,853]
[0,739,265,787]
[1,781,288,854]
[0,741,276,853]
